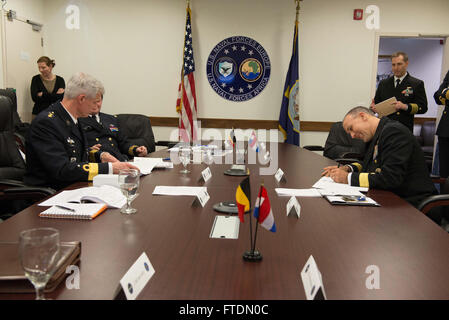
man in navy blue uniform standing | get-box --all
[371,51,428,132]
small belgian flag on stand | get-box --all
[235,176,251,223]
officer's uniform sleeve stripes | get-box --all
[83,163,99,181]
[358,173,369,188]
[129,145,139,156]
[409,103,419,114]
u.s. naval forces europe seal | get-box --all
[206,36,271,102]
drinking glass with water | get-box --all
[119,169,140,214]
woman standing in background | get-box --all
[30,56,65,119]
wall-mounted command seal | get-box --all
[206,36,271,102]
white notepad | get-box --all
[275,188,322,197]
[39,203,108,220]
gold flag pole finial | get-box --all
[187,0,190,8]
[295,0,301,21]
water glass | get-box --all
[19,228,60,300]
[179,146,191,174]
[119,169,140,214]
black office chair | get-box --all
[303,122,365,162]
[417,178,449,226]
[0,96,54,220]
[0,88,29,143]
[414,121,436,172]
[116,114,178,152]
[303,147,362,166]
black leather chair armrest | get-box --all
[1,186,55,201]
[303,145,324,151]
[4,186,55,195]
[334,158,360,166]
[417,194,449,215]
[339,152,363,160]
[0,179,27,190]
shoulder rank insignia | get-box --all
[48,111,55,118]
[109,124,119,132]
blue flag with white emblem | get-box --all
[279,20,300,146]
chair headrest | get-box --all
[0,96,13,132]
[0,88,17,111]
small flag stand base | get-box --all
[243,250,263,262]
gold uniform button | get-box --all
[109,138,112,141]
[73,150,76,153]
[96,138,99,141]
[396,112,400,115]
[111,144,114,147]
[444,111,447,114]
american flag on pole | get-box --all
[176,3,198,142]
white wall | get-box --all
[41,0,293,118]
[377,37,443,118]
[3,0,449,147]
[0,0,45,88]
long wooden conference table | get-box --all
[1,143,449,300]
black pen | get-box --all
[55,205,75,212]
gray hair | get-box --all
[344,106,374,119]
[64,72,105,99]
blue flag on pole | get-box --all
[278,20,300,146]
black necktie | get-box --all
[396,79,401,88]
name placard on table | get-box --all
[119,252,155,300]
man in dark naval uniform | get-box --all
[79,94,148,162]
[371,51,427,132]
[322,107,437,219]
[434,69,449,178]
[24,72,137,190]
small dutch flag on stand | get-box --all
[253,185,276,232]
[249,130,259,152]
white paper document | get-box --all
[152,186,207,197]
[133,157,171,174]
[313,176,367,196]
[39,185,126,208]
[275,188,322,197]
[169,145,218,152]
